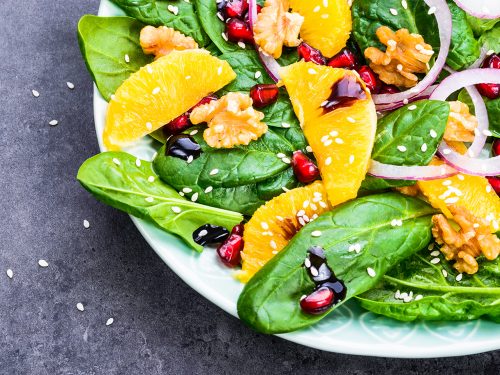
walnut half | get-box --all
[140,26,198,59]
[444,101,478,144]
[432,205,500,274]
[364,27,434,88]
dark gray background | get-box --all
[0,0,498,374]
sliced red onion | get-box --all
[248,0,281,82]
[368,160,457,180]
[453,0,500,19]
[376,85,437,112]
[469,46,488,69]
[438,144,500,176]
[431,68,499,157]
[372,0,452,106]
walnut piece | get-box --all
[444,101,478,143]
[432,205,500,274]
[364,27,434,88]
[190,92,268,148]
[140,26,198,59]
[254,0,304,58]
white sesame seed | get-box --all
[147,66,153,74]
[387,39,397,48]
[217,12,225,21]
[415,44,423,51]
[304,257,311,268]
[395,290,401,299]
[428,243,435,250]
[428,6,436,14]
[313,5,321,12]
[430,250,440,257]
[457,174,464,181]
[442,180,452,186]
[204,186,213,193]
[324,139,333,146]
[135,159,141,167]
[442,269,448,277]
[277,152,286,158]
[145,197,154,203]
[403,98,409,105]
[190,129,198,136]
[146,122,153,130]
[261,222,269,230]
[167,4,179,15]
[182,187,192,193]
[323,0,328,7]
[38,259,49,268]
[270,240,277,250]
[415,294,423,301]
[306,145,313,153]
[335,138,344,144]
[185,75,191,80]
[83,219,90,229]
[49,120,59,126]
[367,267,376,277]
[237,41,246,49]
[76,303,85,311]
[430,129,437,138]
[191,192,199,202]
[349,155,355,164]
[347,117,356,123]
[171,206,182,214]
[321,14,329,19]
[397,145,407,152]
[487,185,492,193]
[390,8,398,15]
[112,158,121,165]
[310,266,319,277]
[325,156,332,166]
[124,54,130,63]
[152,87,160,95]
[281,122,290,128]
[282,186,290,192]
[430,258,440,264]
[408,105,417,111]
[303,200,310,209]
[311,230,322,237]
[308,68,317,75]
[217,66,223,75]
[179,192,184,196]
[187,155,194,164]
[32,89,40,97]
[198,229,208,238]
[348,243,362,253]
[421,143,428,152]
[281,157,291,164]
[401,0,408,9]
[254,71,262,79]
[106,318,114,326]
[397,64,403,71]
[148,176,155,183]
[321,135,330,143]
[6,269,13,279]
[210,169,219,175]
[456,273,463,281]
[297,210,305,217]
[444,197,459,204]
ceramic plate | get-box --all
[94,0,500,357]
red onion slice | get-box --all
[437,144,500,176]
[368,160,457,180]
[248,0,281,82]
[469,46,488,69]
[372,0,452,106]
[376,85,437,112]
[453,0,500,19]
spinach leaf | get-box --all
[458,89,500,138]
[110,0,210,46]
[77,152,243,252]
[357,254,500,322]
[466,15,499,36]
[479,25,500,54]
[77,15,153,101]
[361,100,449,191]
[237,193,436,333]
[153,128,302,215]
[352,0,480,70]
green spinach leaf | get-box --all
[153,128,302,215]
[458,89,500,138]
[110,0,210,46]
[361,100,449,191]
[357,254,500,322]
[237,193,436,333]
[77,15,153,101]
[479,25,500,54]
[77,152,243,252]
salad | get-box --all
[77,0,500,334]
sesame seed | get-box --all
[270,240,277,250]
[313,5,321,12]
[303,200,310,208]
[428,243,435,250]
[306,145,313,153]
[152,87,160,95]
[487,185,492,193]
[408,105,417,111]
[281,122,290,128]
[428,6,436,14]
[217,12,225,21]
[325,157,332,166]
[401,0,408,9]
[430,250,440,257]
[367,267,376,277]
[397,145,407,152]
[297,209,305,217]
[83,220,90,229]
[38,259,49,268]
[146,122,153,130]
[179,192,184,196]
[204,186,213,193]
[112,158,121,165]
[167,4,179,14]
[32,89,40,97]
[319,201,327,208]
[414,294,423,301]
[76,303,85,311]
[190,129,198,136]
[183,187,193,193]
[276,215,284,221]
[348,243,361,253]
[282,186,290,192]
[49,120,59,126]
[310,266,319,277]
[145,197,154,203]
[187,155,194,164]
[185,75,191,80]
[135,159,141,167]
[430,129,437,138]
[415,44,423,51]
[349,155,355,164]
[321,135,330,143]
[171,206,182,213]
[421,143,428,152]
[430,258,440,264]
[444,197,459,204]
[148,176,155,183]
[106,318,114,326]
[147,66,153,74]
[442,180,452,186]
[124,54,130,63]
[217,66,223,75]
[277,152,286,158]
[281,157,291,164]
[191,192,199,202]
[457,174,464,180]
[329,130,339,137]
[308,68,317,75]
[347,117,356,123]
[395,290,401,299]
[6,269,13,279]
[261,222,269,230]
[442,269,448,277]
[403,98,409,105]
[335,138,344,144]
[387,39,397,48]
[199,229,208,237]
[298,217,306,226]
[311,230,322,237]
[390,8,398,15]
[237,41,246,49]
[210,169,219,175]
[324,139,333,146]
[321,14,329,19]
[323,0,328,7]
[304,257,311,268]
[397,63,403,71]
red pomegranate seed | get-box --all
[292,151,320,183]
[226,18,253,43]
[477,54,500,99]
[327,49,358,69]
[297,42,327,65]
[356,65,380,93]
[231,223,245,236]
[379,84,400,94]
[492,139,500,157]
[164,113,191,137]
[217,234,244,267]
[250,84,280,108]
[223,0,249,19]
[300,286,335,315]
[487,177,500,196]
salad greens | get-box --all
[362,100,449,190]
[358,255,500,322]
[153,129,302,215]
[238,193,436,333]
[77,152,243,251]
[77,15,153,101]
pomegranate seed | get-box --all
[487,177,500,196]
[379,84,400,94]
[292,151,320,183]
[297,42,327,65]
[300,286,335,315]
[250,84,280,108]
[356,65,380,93]
[231,223,245,236]
[217,234,244,267]
[492,139,500,157]
[477,54,500,99]
[223,0,249,19]
[225,18,253,43]
[164,113,191,137]
[327,49,358,69]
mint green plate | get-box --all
[94,0,500,357]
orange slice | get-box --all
[103,50,236,150]
[280,62,377,206]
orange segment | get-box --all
[289,0,352,58]
[103,50,236,150]
[237,181,331,283]
[280,62,377,206]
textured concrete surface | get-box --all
[0,0,498,374]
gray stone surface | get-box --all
[0,0,498,374]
